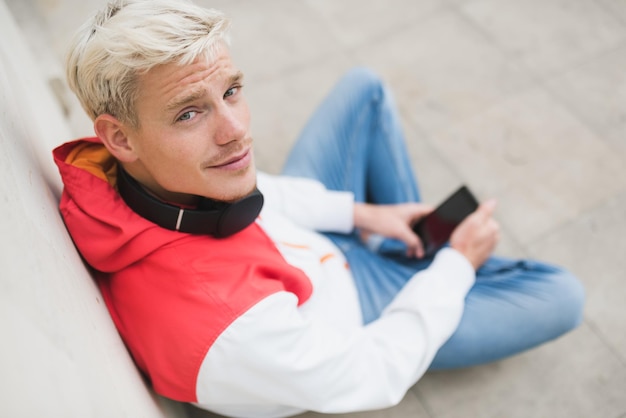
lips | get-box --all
[210,148,252,171]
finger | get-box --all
[406,202,435,212]
[416,239,426,258]
[408,204,435,224]
[414,234,425,259]
[406,241,424,259]
[492,220,501,243]
[476,198,497,218]
[418,203,435,215]
[399,228,422,258]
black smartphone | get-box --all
[413,186,479,257]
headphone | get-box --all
[117,166,264,238]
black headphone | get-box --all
[117,166,264,238]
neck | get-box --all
[121,164,199,207]
[139,182,200,208]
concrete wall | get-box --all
[0,2,187,416]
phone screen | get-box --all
[413,186,479,257]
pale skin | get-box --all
[93,44,499,270]
[354,200,500,269]
[94,44,256,206]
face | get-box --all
[121,46,255,204]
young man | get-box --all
[53,1,584,417]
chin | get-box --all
[215,178,257,203]
[232,183,258,202]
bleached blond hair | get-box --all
[66,0,231,127]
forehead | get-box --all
[135,47,237,106]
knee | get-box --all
[339,67,385,101]
[343,67,382,85]
[543,266,585,333]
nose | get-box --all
[213,104,248,145]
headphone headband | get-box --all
[117,166,263,238]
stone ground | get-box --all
[7,0,626,417]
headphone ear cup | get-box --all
[215,189,264,238]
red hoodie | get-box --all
[53,137,312,401]
[53,137,474,418]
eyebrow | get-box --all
[165,89,205,113]
[230,71,244,86]
[165,71,245,113]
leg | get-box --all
[329,236,433,324]
[282,68,425,323]
[283,68,586,352]
[282,67,420,204]
[429,257,585,368]
[283,68,584,357]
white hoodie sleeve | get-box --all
[256,171,354,233]
[194,248,475,418]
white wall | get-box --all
[0,1,187,416]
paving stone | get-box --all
[352,9,533,136]
[415,323,626,418]
[459,0,626,78]
[598,0,626,24]
[303,0,445,49]
[426,88,626,245]
[545,45,626,160]
[196,0,342,84]
[531,190,626,364]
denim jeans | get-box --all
[281,67,585,369]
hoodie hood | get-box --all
[53,137,187,272]
[53,138,315,403]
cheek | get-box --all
[137,131,200,175]
[236,100,251,130]
[244,105,252,128]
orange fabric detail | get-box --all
[319,253,335,264]
[64,142,118,186]
[280,242,310,250]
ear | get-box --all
[94,114,138,163]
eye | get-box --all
[177,110,197,122]
[224,86,240,99]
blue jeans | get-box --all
[282,67,585,369]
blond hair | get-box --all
[66,0,231,127]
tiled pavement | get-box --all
[7,0,626,417]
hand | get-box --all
[354,202,434,258]
[450,199,500,269]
